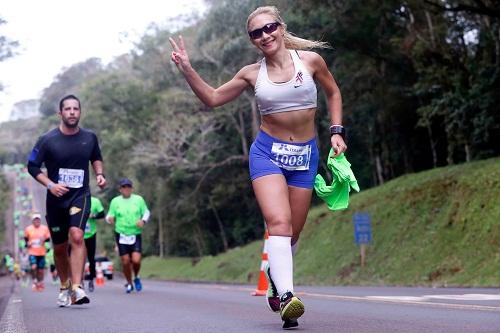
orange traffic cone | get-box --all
[96,265,105,286]
[252,230,269,296]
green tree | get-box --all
[0,17,19,92]
[39,58,103,117]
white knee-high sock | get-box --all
[291,240,299,257]
[267,235,293,295]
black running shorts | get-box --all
[46,191,91,244]
[115,232,142,256]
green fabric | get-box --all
[18,239,26,249]
[314,150,360,210]
[4,254,14,269]
[84,196,105,239]
[108,194,148,236]
[46,248,55,266]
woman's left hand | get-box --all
[331,134,347,157]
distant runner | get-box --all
[19,250,31,287]
[24,212,51,291]
[106,178,150,293]
[84,196,105,292]
[46,246,58,285]
[3,253,14,276]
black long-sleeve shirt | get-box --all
[27,127,103,200]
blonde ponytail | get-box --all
[246,6,331,50]
[283,31,331,50]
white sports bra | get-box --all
[254,50,317,115]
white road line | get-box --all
[424,294,500,301]
[303,292,500,312]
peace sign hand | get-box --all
[169,35,192,74]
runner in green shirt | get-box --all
[4,253,14,275]
[106,178,150,293]
[45,246,58,284]
[84,196,105,292]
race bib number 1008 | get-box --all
[270,142,311,171]
[58,168,84,188]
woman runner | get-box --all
[169,5,346,329]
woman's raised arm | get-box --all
[169,36,250,108]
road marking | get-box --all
[423,294,500,301]
[303,292,500,312]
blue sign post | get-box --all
[353,213,372,267]
[353,213,372,245]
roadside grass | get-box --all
[142,157,500,287]
[142,241,262,284]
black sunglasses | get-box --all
[248,22,281,40]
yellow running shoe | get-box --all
[279,291,305,323]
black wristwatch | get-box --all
[329,125,346,139]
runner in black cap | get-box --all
[106,178,150,293]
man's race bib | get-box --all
[58,168,84,188]
[119,234,136,245]
[31,238,42,248]
[85,223,91,233]
[270,142,311,171]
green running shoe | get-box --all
[279,291,304,322]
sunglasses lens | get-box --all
[262,23,279,34]
[248,22,280,40]
[249,29,262,39]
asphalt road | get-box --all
[0,276,499,333]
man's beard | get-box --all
[62,117,79,128]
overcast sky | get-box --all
[0,0,207,122]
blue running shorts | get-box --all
[29,255,46,269]
[249,130,319,189]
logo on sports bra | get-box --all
[294,71,304,88]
